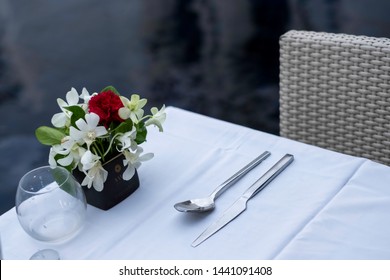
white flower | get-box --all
[48,141,73,168]
[53,144,74,167]
[117,128,137,152]
[60,136,87,167]
[51,87,80,128]
[79,87,97,110]
[70,113,107,149]
[79,87,94,103]
[145,105,166,132]
[48,136,87,169]
[122,147,154,180]
[118,94,147,123]
[80,150,108,191]
[49,147,59,168]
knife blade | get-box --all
[191,154,294,247]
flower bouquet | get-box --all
[35,86,166,209]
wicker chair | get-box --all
[279,30,390,166]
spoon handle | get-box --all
[211,151,271,199]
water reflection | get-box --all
[1,0,390,215]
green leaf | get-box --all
[35,126,66,146]
[135,122,147,144]
[113,119,133,134]
[101,85,120,96]
[65,105,86,128]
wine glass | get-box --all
[15,166,87,259]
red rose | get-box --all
[89,90,124,128]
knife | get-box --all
[191,154,294,247]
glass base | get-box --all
[30,249,60,260]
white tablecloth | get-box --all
[1,107,390,259]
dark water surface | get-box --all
[1,0,390,215]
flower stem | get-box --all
[102,134,119,158]
[92,141,105,161]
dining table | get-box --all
[1,106,390,260]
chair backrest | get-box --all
[279,30,390,166]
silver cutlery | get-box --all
[191,153,294,247]
[174,151,271,213]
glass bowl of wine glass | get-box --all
[16,166,87,244]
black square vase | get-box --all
[73,154,139,210]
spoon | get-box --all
[174,151,271,212]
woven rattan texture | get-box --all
[279,30,390,166]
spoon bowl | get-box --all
[174,197,215,212]
[174,151,270,213]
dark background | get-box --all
[1,0,390,215]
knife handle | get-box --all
[243,154,294,200]
[211,151,271,199]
